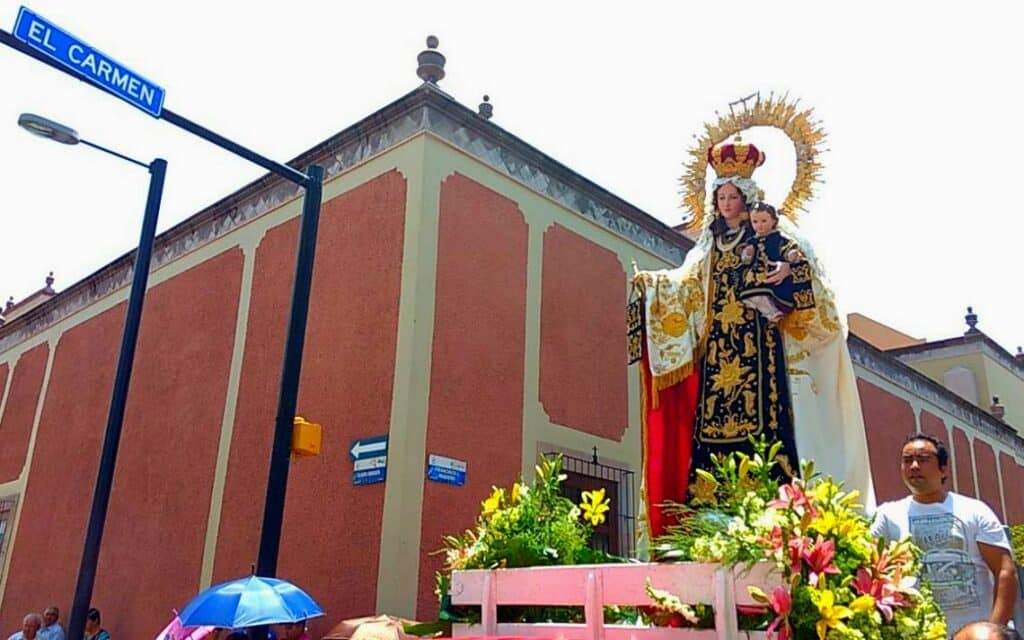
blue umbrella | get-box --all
[178,576,324,628]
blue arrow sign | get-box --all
[350,435,388,461]
[13,7,166,117]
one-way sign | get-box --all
[350,435,388,487]
[349,435,387,461]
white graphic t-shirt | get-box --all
[870,492,1010,635]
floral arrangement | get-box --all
[435,455,619,622]
[651,440,947,640]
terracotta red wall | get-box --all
[973,439,1005,521]
[0,251,243,638]
[952,427,977,497]
[539,224,627,440]
[0,343,48,482]
[0,307,122,634]
[214,171,406,638]
[918,411,952,488]
[416,174,527,618]
[999,452,1024,525]
[857,380,916,502]
[90,249,243,639]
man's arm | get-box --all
[978,541,1018,624]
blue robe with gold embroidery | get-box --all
[738,229,816,313]
[692,224,800,479]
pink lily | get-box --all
[769,482,819,518]
[801,537,840,586]
[851,567,912,622]
[787,536,812,574]
[765,586,792,640]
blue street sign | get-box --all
[350,435,388,461]
[13,7,166,117]
[353,467,386,486]
[427,454,467,487]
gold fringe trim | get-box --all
[652,362,694,394]
[638,360,653,548]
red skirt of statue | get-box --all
[642,353,700,540]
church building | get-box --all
[0,40,1021,638]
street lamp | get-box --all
[19,113,167,640]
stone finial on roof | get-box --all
[4,297,12,312]
[478,95,493,120]
[416,36,446,84]
[1016,346,1024,367]
[964,306,979,335]
[44,271,55,294]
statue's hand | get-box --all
[764,261,792,284]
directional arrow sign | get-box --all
[349,435,388,461]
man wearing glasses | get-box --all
[871,434,1018,635]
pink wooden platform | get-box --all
[451,562,781,640]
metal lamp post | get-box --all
[19,113,167,640]
[5,17,326,638]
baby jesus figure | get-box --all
[739,203,816,322]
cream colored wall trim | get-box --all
[520,220,551,479]
[198,236,260,589]
[0,335,57,604]
[375,137,439,617]
[0,354,14,436]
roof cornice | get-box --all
[1,84,690,353]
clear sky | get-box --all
[1,1,1020,353]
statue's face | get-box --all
[716,183,745,221]
[750,210,776,235]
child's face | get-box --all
[750,210,776,235]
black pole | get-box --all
[250,166,322,640]
[255,165,323,575]
[1,28,308,187]
[66,159,167,640]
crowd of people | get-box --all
[4,608,312,640]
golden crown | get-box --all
[707,141,766,179]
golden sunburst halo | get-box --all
[681,92,827,230]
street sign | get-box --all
[353,467,386,486]
[351,435,388,486]
[13,6,166,117]
[427,454,467,486]
[349,435,387,461]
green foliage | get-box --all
[435,455,624,624]
[1010,524,1024,565]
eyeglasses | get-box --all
[901,454,937,465]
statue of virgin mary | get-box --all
[636,139,875,538]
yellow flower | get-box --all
[580,488,611,526]
[660,312,688,337]
[482,487,504,515]
[716,298,746,331]
[814,590,852,640]
[710,356,751,395]
[850,594,875,615]
[691,469,718,505]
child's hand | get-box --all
[785,248,803,263]
[741,245,755,263]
